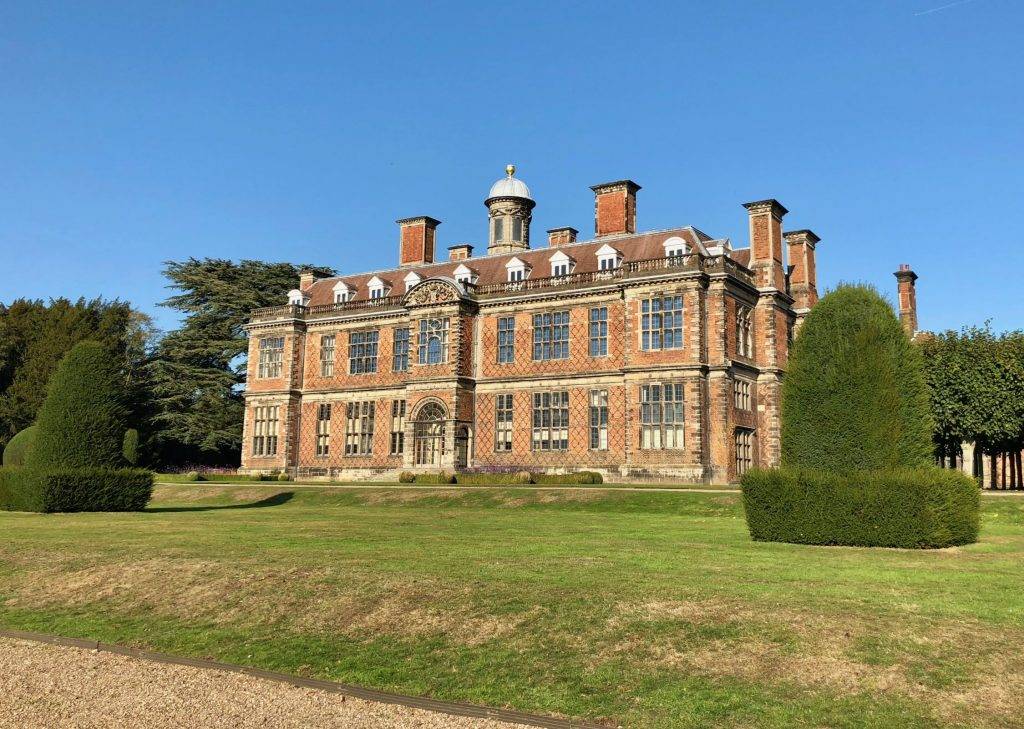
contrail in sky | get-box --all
[915,0,977,15]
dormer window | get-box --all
[287,289,309,307]
[453,263,477,285]
[403,271,421,292]
[549,250,574,278]
[506,257,529,283]
[663,236,688,259]
[596,243,621,271]
[367,276,388,300]
[332,281,353,303]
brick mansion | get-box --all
[241,167,834,483]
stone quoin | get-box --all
[239,167,901,483]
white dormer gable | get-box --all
[596,243,621,271]
[505,256,530,282]
[332,280,353,303]
[367,275,388,299]
[403,271,422,292]
[453,263,477,285]
[548,250,574,277]
[288,288,310,307]
[705,238,732,256]
[663,236,689,258]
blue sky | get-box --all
[2,1,1021,333]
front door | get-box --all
[413,403,446,467]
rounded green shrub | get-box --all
[122,429,139,466]
[578,471,603,484]
[3,425,37,467]
[184,471,203,482]
[398,471,415,483]
[28,341,129,470]
[277,472,291,482]
[782,285,934,472]
[512,470,534,485]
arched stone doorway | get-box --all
[413,402,447,467]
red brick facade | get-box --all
[241,177,822,483]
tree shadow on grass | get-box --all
[146,491,296,513]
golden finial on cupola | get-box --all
[506,164,516,177]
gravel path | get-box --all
[0,638,534,728]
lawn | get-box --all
[0,485,1021,728]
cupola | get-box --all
[485,164,535,256]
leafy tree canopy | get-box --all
[147,258,332,465]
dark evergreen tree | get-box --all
[147,258,332,466]
[28,341,129,470]
[781,284,934,471]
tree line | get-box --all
[920,326,1024,488]
[0,258,330,469]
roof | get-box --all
[304,226,748,306]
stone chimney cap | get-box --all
[743,199,789,217]
[784,229,820,245]
[894,264,918,282]
[546,226,580,235]
[396,216,442,227]
[590,180,641,194]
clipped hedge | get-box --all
[2,425,37,467]
[0,468,153,513]
[741,467,979,548]
[533,471,603,485]
[401,471,604,485]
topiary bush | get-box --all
[512,470,534,485]
[741,467,979,548]
[28,341,130,470]
[184,471,203,482]
[2,425,37,467]
[0,468,153,513]
[533,471,605,485]
[277,472,291,481]
[398,471,416,483]
[781,285,934,472]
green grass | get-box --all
[1,484,1022,728]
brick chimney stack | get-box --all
[298,269,320,292]
[591,180,640,237]
[784,229,820,313]
[397,216,440,267]
[894,264,919,337]
[743,199,788,290]
[547,226,578,247]
[448,244,473,261]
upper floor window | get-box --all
[596,243,620,271]
[493,217,505,242]
[506,257,529,283]
[736,305,754,358]
[287,289,309,307]
[393,327,410,372]
[332,282,353,304]
[418,318,450,365]
[641,296,684,351]
[552,262,569,277]
[734,379,752,411]
[640,383,685,450]
[453,263,476,285]
[532,311,570,361]
[320,334,335,377]
[589,307,608,357]
[549,251,573,278]
[663,236,687,258]
[257,337,284,378]
[367,276,387,300]
[403,272,421,292]
[348,330,379,374]
[497,317,515,363]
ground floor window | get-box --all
[345,401,375,456]
[315,403,331,456]
[735,428,754,475]
[640,383,685,450]
[532,391,569,451]
[495,393,514,451]
[589,389,608,450]
[390,400,406,455]
[252,405,279,456]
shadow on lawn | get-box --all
[146,491,296,513]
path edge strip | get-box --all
[0,627,610,729]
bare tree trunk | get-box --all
[1010,451,1017,490]
[991,452,997,490]
[1017,451,1023,490]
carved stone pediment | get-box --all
[403,278,462,307]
